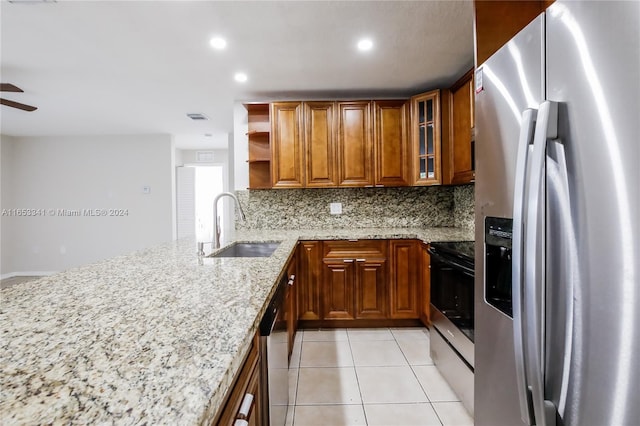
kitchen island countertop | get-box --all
[0,227,473,425]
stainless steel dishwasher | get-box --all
[259,275,289,426]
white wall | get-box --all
[0,134,174,276]
[233,102,249,190]
[1,135,17,274]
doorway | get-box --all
[176,165,224,241]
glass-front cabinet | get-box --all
[410,90,441,185]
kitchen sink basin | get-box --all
[209,241,281,258]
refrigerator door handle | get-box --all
[512,108,537,425]
[524,101,558,426]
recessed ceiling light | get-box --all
[209,37,227,50]
[234,72,248,83]
[357,38,374,52]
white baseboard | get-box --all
[1,271,58,280]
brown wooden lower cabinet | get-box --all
[213,332,262,426]
[322,240,387,321]
[296,239,424,327]
[322,259,356,320]
[389,240,421,319]
[297,241,322,320]
[354,258,387,319]
[285,253,298,359]
[421,242,431,326]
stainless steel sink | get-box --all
[208,241,281,258]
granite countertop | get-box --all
[0,227,473,425]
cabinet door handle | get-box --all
[288,279,294,286]
[343,259,354,263]
[237,392,254,418]
[289,274,295,281]
[356,258,366,262]
[234,420,249,426]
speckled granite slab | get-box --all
[0,227,473,425]
[235,187,457,230]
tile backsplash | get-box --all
[453,184,475,231]
[236,186,475,231]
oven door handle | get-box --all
[427,249,474,276]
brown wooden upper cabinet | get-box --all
[410,90,441,185]
[373,100,411,187]
[304,102,338,187]
[262,99,412,189]
[271,102,304,188]
[336,101,374,187]
[442,69,475,185]
[474,0,551,66]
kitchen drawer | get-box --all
[322,240,387,259]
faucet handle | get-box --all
[197,241,212,256]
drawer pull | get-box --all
[343,259,354,263]
[356,258,366,262]
[238,393,254,418]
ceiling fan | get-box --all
[1,83,37,112]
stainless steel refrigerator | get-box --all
[474,1,639,425]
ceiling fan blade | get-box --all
[0,83,24,93]
[0,98,37,112]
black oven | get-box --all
[428,241,475,342]
[428,241,476,413]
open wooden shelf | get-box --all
[246,103,272,189]
[247,104,270,134]
[249,161,271,189]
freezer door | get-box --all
[545,1,640,425]
[474,15,544,426]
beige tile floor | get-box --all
[287,327,474,426]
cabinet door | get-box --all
[442,69,475,185]
[304,102,337,187]
[355,258,387,319]
[286,254,298,359]
[244,358,262,426]
[271,102,304,188]
[297,241,322,321]
[421,243,431,325]
[410,90,441,185]
[213,333,261,425]
[373,100,410,187]
[389,240,421,319]
[322,259,355,320]
[337,101,373,186]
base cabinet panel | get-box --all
[389,240,421,319]
[322,260,355,320]
[355,260,387,319]
[297,241,322,320]
[421,243,431,325]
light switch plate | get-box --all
[330,202,342,215]
[142,186,151,194]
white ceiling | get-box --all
[0,0,474,149]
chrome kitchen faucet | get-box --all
[212,192,246,250]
